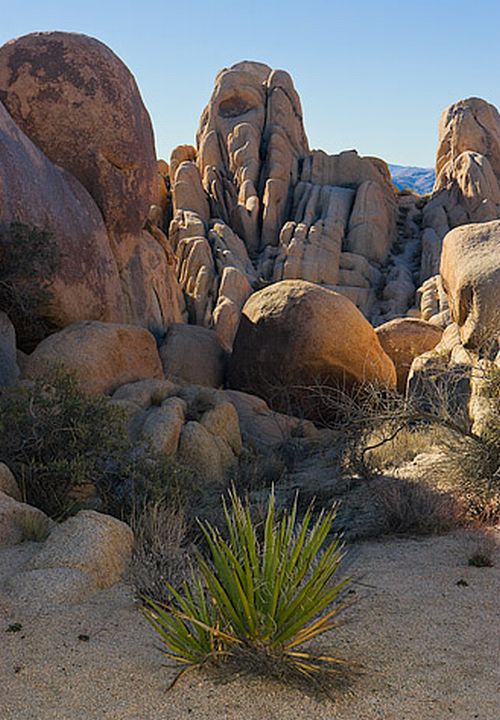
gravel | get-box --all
[1,528,499,720]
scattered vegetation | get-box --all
[233,446,287,494]
[6,623,23,634]
[143,489,351,692]
[0,369,189,520]
[297,360,500,527]
[0,222,60,350]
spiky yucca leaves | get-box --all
[143,490,351,685]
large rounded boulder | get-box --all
[227,280,396,420]
[23,321,163,396]
[440,220,500,349]
[0,32,157,265]
[0,99,125,348]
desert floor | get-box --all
[1,528,499,720]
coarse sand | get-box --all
[1,528,499,720]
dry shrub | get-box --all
[130,500,193,604]
[372,475,466,535]
[233,446,287,494]
[431,436,500,524]
[309,361,499,526]
[467,530,498,567]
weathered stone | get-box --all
[440,220,500,349]
[0,492,49,548]
[172,160,210,222]
[346,180,393,263]
[25,510,133,589]
[212,266,253,351]
[159,324,227,387]
[228,280,396,420]
[197,62,309,253]
[140,397,187,455]
[223,389,318,449]
[435,97,500,183]
[274,184,355,285]
[419,228,442,284]
[432,98,500,226]
[0,100,125,345]
[0,31,158,266]
[23,321,163,396]
[112,379,178,408]
[119,229,186,334]
[376,318,444,392]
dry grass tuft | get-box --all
[364,426,443,471]
[371,475,467,535]
[130,501,194,605]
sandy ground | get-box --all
[0,528,499,720]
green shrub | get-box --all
[143,489,351,688]
[0,222,60,350]
[0,369,189,519]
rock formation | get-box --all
[112,379,242,483]
[375,318,443,392]
[417,98,500,294]
[0,31,498,454]
[0,32,186,342]
[169,61,399,347]
[3,506,133,605]
[159,324,227,387]
[0,31,156,261]
[0,99,125,343]
[434,97,500,223]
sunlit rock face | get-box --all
[0,98,126,348]
[0,31,186,337]
[420,99,500,282]
[196,62,309,254]
[170,61,398,348]
[0,31,157,263]
[440,220,500,350]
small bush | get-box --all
[0,369,189,519]
[372,476,466,535]
[143,489,351,690]
[0,222,60,350]
[468,551,494,568]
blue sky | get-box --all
[1,0,499,166]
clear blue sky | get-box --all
[1,0,499,167]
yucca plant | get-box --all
[143,489,351,687]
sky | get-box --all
[1,0,499,167]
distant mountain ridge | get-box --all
[388,164,435,195]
